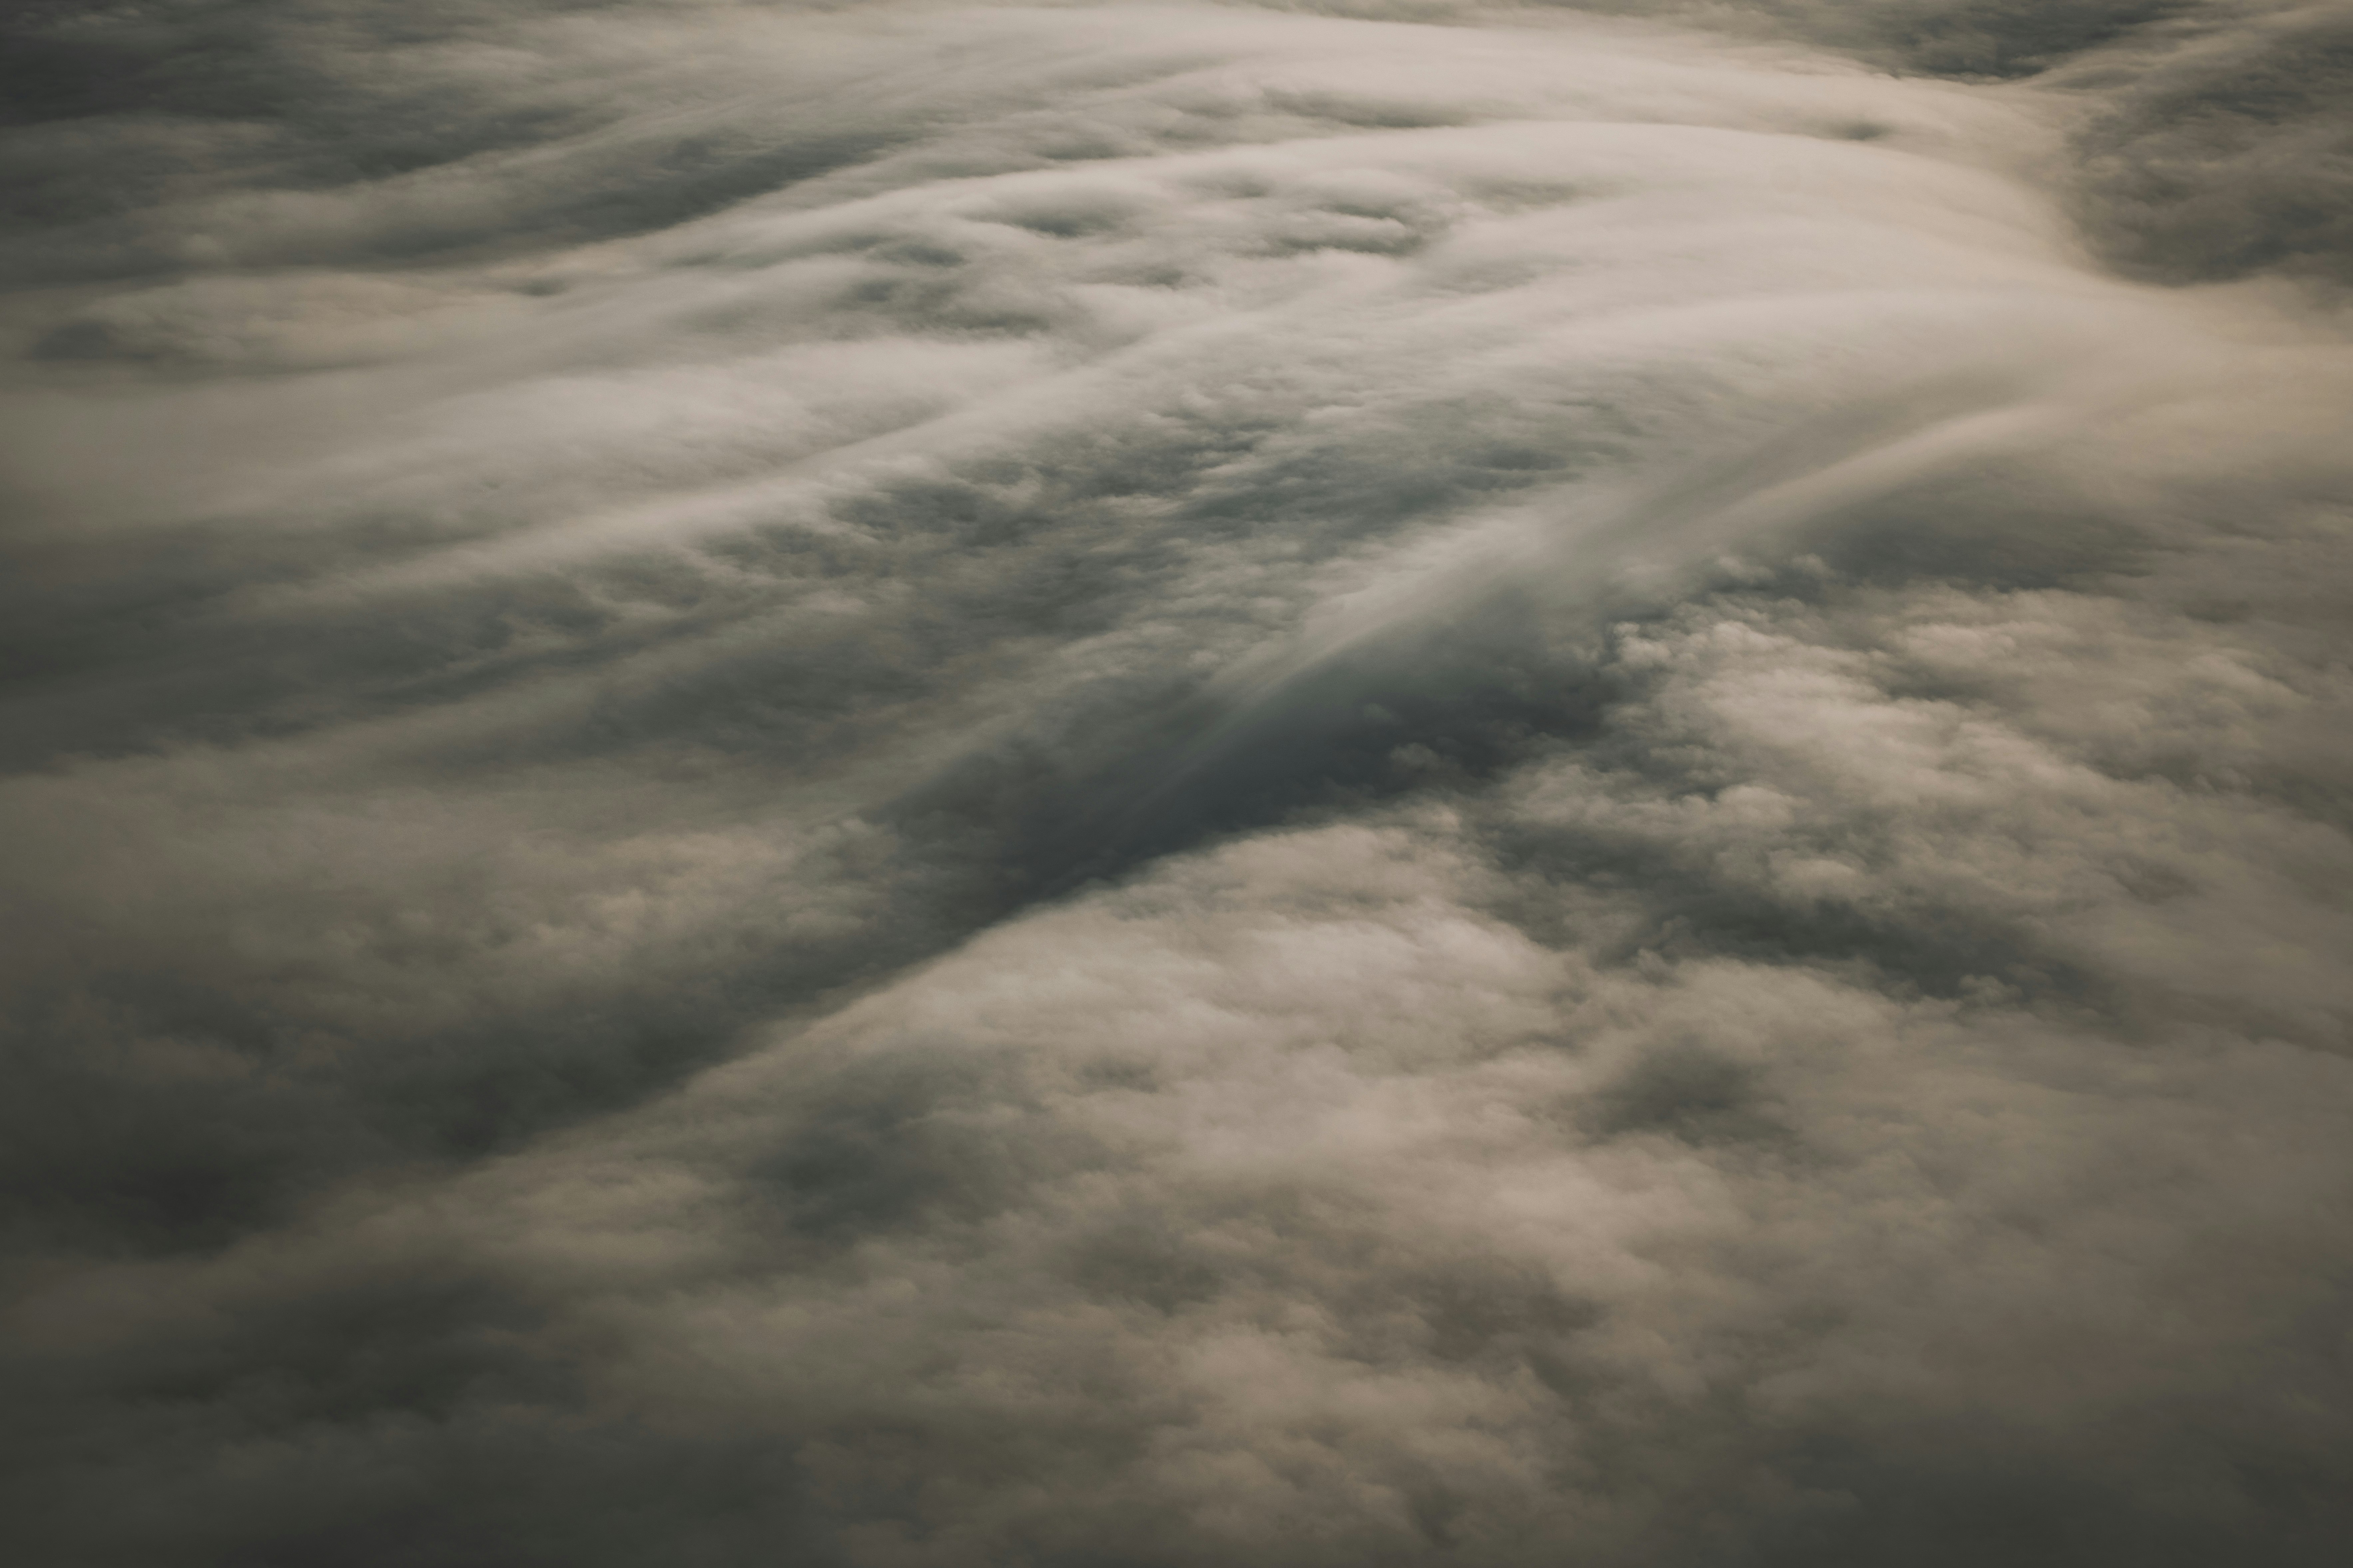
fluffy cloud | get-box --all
[3,2,2349,1563]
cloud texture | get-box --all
[3,2,2351,1563]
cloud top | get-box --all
[3,3,2349,1564]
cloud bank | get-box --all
[3,2,2350,1564]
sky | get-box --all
[2,2,2351,1563]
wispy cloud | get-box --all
[4,3,2349,1563]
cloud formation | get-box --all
[3,2,2350,1564]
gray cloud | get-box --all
[2065,3,2353,284]
[3,2,2350,1564]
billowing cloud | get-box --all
[3,2,2349,1564]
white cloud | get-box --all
[4,2,2350,1563]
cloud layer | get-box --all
[3,3,2350,1564]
